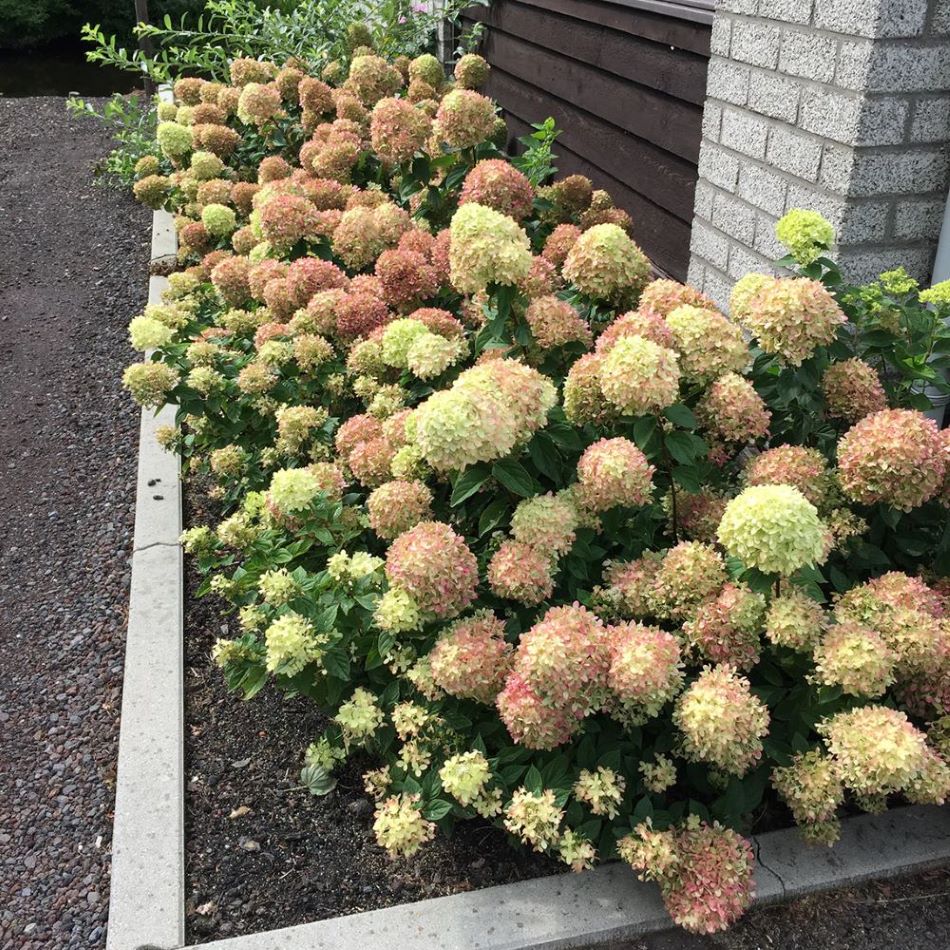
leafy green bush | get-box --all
[81,0,486,83]
[121,49,950,935]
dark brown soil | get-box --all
[0,97,151,949]
[183,488,560,944]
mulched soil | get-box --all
[183,491,560,944]
[0,98,151,948]
[606,865,950,950]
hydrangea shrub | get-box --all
[124,45,950,935]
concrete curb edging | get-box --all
[106,206,184,950]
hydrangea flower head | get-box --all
[718,484,826,575]
[665,306,748,384]
[385,521,478,619]
[607,621,684,722]
[435,89,497,148]
[821,358,887,423]
[448,202,533,294]
[674,664,769,776]
[598,335,680,416]
[697,373,770,446]
[575,437,655,512]
[428,611,513,704]
[734,277,845,365]
[460,159,535,221]
[837,408,945,511]
[775,208,835,265]
[562,223,651,302]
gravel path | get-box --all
[0,97,151,949]
[605,865,950,950]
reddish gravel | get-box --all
[0,97,151,949]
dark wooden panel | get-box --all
[487,67,697,222]
[464,1,708,103]
[475,0,712,55]
[468,25,703,163]
[505,113,691,279]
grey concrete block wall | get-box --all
[688,0,950,310]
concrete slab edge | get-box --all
[106,199,185,950]
[190,806,950,950]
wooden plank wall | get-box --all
[460,0,713,280]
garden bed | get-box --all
[183,484,560,944]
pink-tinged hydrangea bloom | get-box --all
[639,279,717,318]
[665,306,748,384]
[428,611,513,704]
[765,588,826,651]
[562,223,651,302]
[563,353,616,426]
[413,359,556,471]
[822,358,888,424]
[649,542,726,621]
[496,672,576,749]
[454,52,490,89]
[335,291,392,340]
[598,335,680,416]
[385,521,478,619]
[299,76,335,114]
[257,154,292,183]
[448,203,533,294]
[744,444,831,507]
[819,706,950,804]
[718,484,826,576]
[620,820,756,934]
[772,749,844,845]
[487,540,555,606]
[193,122,240,158]
[672,489,728,544]
[607,621,684,722]
[434,89,497,148]
[375,248,438,309]
[596,308,676,353]
[696,373,770,445]
[407,306,464,339]
[367,479,433,540]
[460,159,535,221]
[525,295,591,349]
[287,256,348,299]
[335,412,384,461]
[837,408,946,511]
[210,256,252,307]
[601,554,663,619]
[347,54,403,105]
[349,436,397,488]
[370,97,431,165]
[812,620,895,697]
[541,223,582,268]
[575,437,655,512]
[733,276,846,366]
[674,664,769,776]
[237,82,283,126]
[504,604,609,739]
[229,57,276,87]
[510,493,578,556]
[258,193,320,249]
[682,583,766,670]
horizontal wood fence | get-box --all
[461,0,714,280]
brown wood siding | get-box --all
[461,0,712,280]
